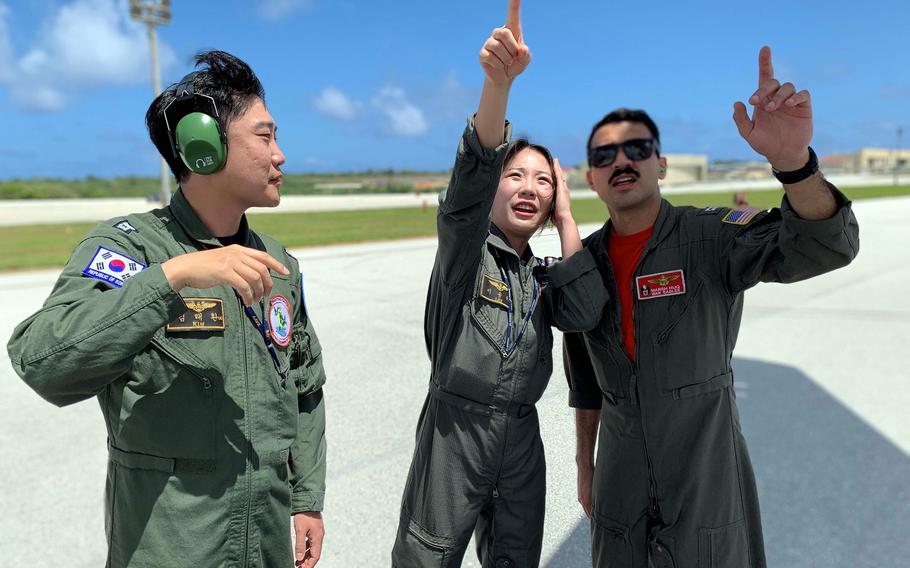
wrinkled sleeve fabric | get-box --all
[724,184,860,294]
[288,268,327,513]
[7,230,185,407]
[289,388,326,513]
[563,332,603,409]
[435,116,512,289]
[542,248,608,333]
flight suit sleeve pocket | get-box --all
[289,320,326,396]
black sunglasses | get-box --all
[588,138,660,168]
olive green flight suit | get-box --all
[7,189,327,568]
[392,119,607,568]
[564,189,859,568]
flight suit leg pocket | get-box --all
[698,519,749,568]
[392,515,456,567]
[591,512,633,568]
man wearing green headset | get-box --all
[7,51,326,567]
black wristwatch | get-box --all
[772,146,819,185]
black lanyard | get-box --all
[237,293,288,385]
[195,233,288,385]
[493,250,540,356]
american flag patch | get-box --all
[722,207,763,225]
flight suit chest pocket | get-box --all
[119,332,219,460]
[649,275,728,395]
[470,270,511,355]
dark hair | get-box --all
[586,108,661,154]
[145,50,266,182]
[502,138,558,224]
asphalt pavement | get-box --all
[1,197,907,567]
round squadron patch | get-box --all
[268,295,292,347]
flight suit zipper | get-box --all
[602,232,663,521]
[631,246,662,520]
[599,245,662,516]
[238,295,254,567]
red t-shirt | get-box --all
[607,225,654,361]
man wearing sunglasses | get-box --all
[564,47,859,568]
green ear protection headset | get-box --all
[163,72,228,175]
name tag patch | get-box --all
[637,270,686,300]
[82,246,146,288]
[166,298,226,332]
[479,274,510,309]
[722,207,762,225]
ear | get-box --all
[586,169,595,191]
[658,156,668,180]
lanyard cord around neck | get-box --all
[193,232,288,385]
[236,295,288,384]
[493,250,540,356]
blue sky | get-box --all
[1,0,908,179]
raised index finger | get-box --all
[506,0,522,43]
[758,45,774,87]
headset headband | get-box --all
[162,71,223,160]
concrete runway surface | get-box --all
[0,173,898,227]
[1,197,907,567]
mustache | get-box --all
[610,166,639,183]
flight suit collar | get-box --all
[596,198,677,254]
[170,188,252,249]
[487,223,535,263]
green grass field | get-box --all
[1,184,907,272]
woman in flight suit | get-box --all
[391,2,607,566]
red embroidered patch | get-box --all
[636,270,686,300]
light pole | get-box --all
[130,0,172,205]
[896,127,904,187]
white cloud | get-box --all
[430,69,475,121]
[314,86,362,121]
[371,86,428,137]
[260,0,316,21]
[0,0,176,111]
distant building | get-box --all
[819,154,854,174]
[853,148,910,173]
[662,154,708,185]
[708,160,772,181]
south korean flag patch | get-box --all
[82,246,146,288]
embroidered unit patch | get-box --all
[81,246,146,288]
[636,269,686,300]
[269,295,292,347]
[479,274,510,309]
[166,298,226,332]
[722,207,762,225]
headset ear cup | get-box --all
[175,112,227,174]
